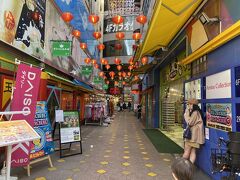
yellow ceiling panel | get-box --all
[136,0,203,60]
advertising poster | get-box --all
[184,78,201,100]
[0,0,46,58]
[206,103,232,132]
[30,101,54,160]
[206,70,231,99]
[60,111,81,144]
[10,64,41,167]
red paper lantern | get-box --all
[99,71,104,77]
[134,75,139,81]
[103,76,107,79]
[94,64,99,69]
[109,71,115,78]
[84,58,91,64]
[106,64,110,70]
[106,80,110,85]
[115,32,125,40]
[127,72,131,76]
[122,81,126,85]
[80,43,87,49]
[119,76,122,80]
[141,56,148,65]
[136,15,147,25]
[112,15,124,24]
[128,57,133,65]
[132,44,138,50]
[122,71,127,78]
[32,10,40,22]
[115,43,122,50]
[92,59,97,65]
[117,65,122,71]
[61,12,73,23]
[118,72,122,76]
[114,81,119,86]
[93,32,102,39]
[100,58,106,64]
[132,33,142,40]
[88,14,99,24]
[128,65,133,71]
[114,58,121,65]
[97,44,105,51]
[72,30,81,38]
[104,59,108,65]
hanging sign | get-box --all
[10,63,41,167]
[206,70,231,99]
[81,66,93,75]
[206,103,232,132]
[103,84,108,90]
[94,77,103,84]
[30,101,54,160]
[52,41,72,57]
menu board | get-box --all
[185,78,201,100]
[0,120,40,147]
[60,111,81,144]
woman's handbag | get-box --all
[183,125,192,139]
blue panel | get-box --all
[73,79,93,91]
[54,0,99,59]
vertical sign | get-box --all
[236,104,240,132]
[235,66,240,97]
[10,64,41,167]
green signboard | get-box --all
[94,77,102,84]
[103,84,108,90]
[81,66,93,75]
[52,41,72,57]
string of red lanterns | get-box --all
[92,59,97,65]
[93,32,102,40]
[141,56,148,65]
[136,15,147,25]
[88,14,99,24]
[115,32,125,40]
[100,58,106,64]
[61,12,73,23]
[117,65,122,71]
[84,58,91,64]
[132,32,142,40]
[106,64,111,70]
[114,58,121,65]
[97,44,105,51]
[80,43,87,49]
[72,30,81,38]
[112,15,124,24]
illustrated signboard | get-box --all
[52,41,72,57]
[30,101,54,160]
[235,66,240,97]
[206,70,231,99]
[60,111,81,144]
[0,0,46,59]
[0,120,40,147]
[10,64,41,167]
[206,103,232,132]
[185,79,201,100]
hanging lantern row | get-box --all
[61,12,74,23]
[99,71,104,77]
[122,72,127,78]
[88,14,99,24]
[128,57,133,65]
[118,72,122,77]
[97,44,105,51]
[127,72,131,76]
[128,65,134,71]
[92,59,97,65]
[72,29,81,38]
[93,32,102,39]
[94,64,99,69]
[122,81,126,85]
[115,32,125,40]
[100,58,105,64]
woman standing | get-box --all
[183,99,205,164]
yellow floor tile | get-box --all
[123,156,130,159]
[143,157,150,160]
[48,167,57,171]
[122,162,130,166]
[57,159,65,163]
[141,152,148,155]
[148,172,157,177]
[122,171,131,175]
[145,163,153,168]
[100,161,109,165]
[97,169,106,174]
[72,168,80,172]
[124,151,130,154]
[163,158,171,162]
[35,177,46,180]
[123,146,129,149]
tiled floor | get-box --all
[12,112,211,180]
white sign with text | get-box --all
[206,69,231,99]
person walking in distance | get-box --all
[183,99,205,164]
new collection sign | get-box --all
[206,69,231,99]
[10,64,41,167]
[52,41,72,57]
